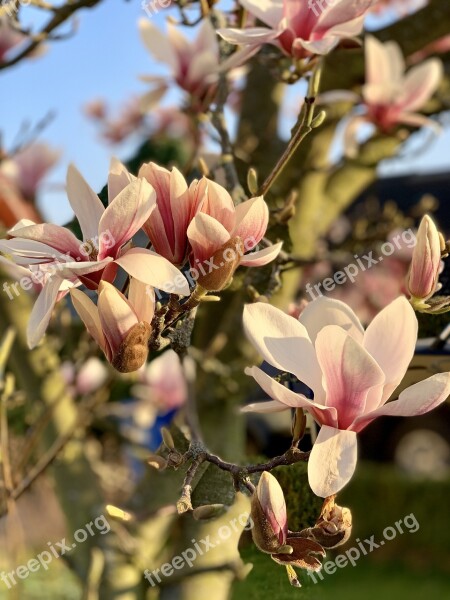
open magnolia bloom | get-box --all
[187,177,282,283]
[139,162,202,266]
[0,159,188,348]
[71,279,155,373]
[243,296,450,497]
[324,36,443,156]
[218,0,376,60]
[138,19,253,111]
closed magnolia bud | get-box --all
[197,237,244,292]
[408,215,441,302]
[251,472,287,554]
[112,322,151,373]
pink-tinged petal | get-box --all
[0,238,62,263]
[143,207,175,262]
[298,296,364,344]
[363,297,418,409]
[108,157,136,202]
[70,288,106,355]
[8,219,37,231]
[240,242,283,267]
[399,58,443,112]
[98,282,138,356]
[217,27,280,46]
[129,278,155,324]
[308,426,358,498]
[396,111,441,133]
[257,472,287,545]
[315,0,375,32]
[296,36,339,56]
[246,366,338,427]
[234,196,268,247]
[139,19,178,71]
[194,19,219,55]
[218,45,261,72]
[56,257,115,278]
[343,114,371,159]
[352,372,450,433]
[315,326,385,428]
[365,35,391,88]
[187,213,230,264]
[27,276,63,348]
[187,51,219,89]
[7,223,83,257]
[239,0,283,28]
[407,215,442,300]
[241,400,290,413]
[198,178,235,232]
[115,248,190,296]
[66,164,105,242]
[98,179,156,258]
[140,84,168,112]
[243,302,325,402]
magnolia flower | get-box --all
[71,279,155,373]
[407,215,442,307]
[328,36,443,155]
[218,0,376,60]
[187,177,282,287]
[139,19,252,111]
[61,357,108,396]
[0,159,188,347]
[0,172,42,228]
[0,17,46,64]
[251,472,325,581]
[0,143,60,199]
[132,349,188,413]
[139,162,202,265]
[243,296,450,497]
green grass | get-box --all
[232,546,450,600]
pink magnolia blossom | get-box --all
[242,296,450,497]
[218,0,376,60]
[138,19,252,111]
[407,215,442,306]
[336,36,443,154]
[133,349,188,412]
[0,143,60,198]
[139,162,202,265]
[0,17,30,63]
[0,159,188,348]
[70,279,155,373]
[61,357,108,396]
[187,177,282,268]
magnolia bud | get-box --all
[197,237,244,292]
[407,215,441,302]
[250,472,287,554]
[112,322,151,373]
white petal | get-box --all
[352,372,450,432]
[298,296,364,344]
[363,297,418,408]
[27,277,63,348]
[308,426,358,498]
[243,303,325,401]
[240,242,283,267]
[115,248,189,296]
[66,164,104,241]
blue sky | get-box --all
[1,1,449,226]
